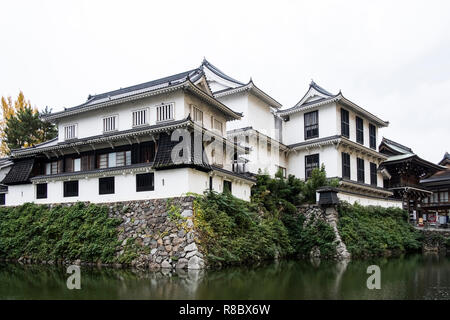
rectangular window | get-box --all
[277,166,287,178]
[64,124,77,140]
[136,173,154,192]
[74,158,81,172]
[108,152,116,168]
[36,183,47,199]
[46,161,60,175]
[213,118,223,134]
[245,135,250,155]
[192,106,203,124]
[440,191,449,203]
[63,180,79,197]
[98,154,108,169]
[65,158,73,173]
[370,162,377,186]
[304,111,319,139]
[369,124,376,149]
[103,115,117,132]
[357,158,365,183]
[81,155,95,171]
[305,154,320,179]
[156,103,174,122]
[99,177,115,195]
[0,194,5,205]
[223,180,232,194]
[432,192,439,203]
[132,109,148,127]
[341,109,350,138]
[356,117,364,144]
[209,176,213,191]
[267,141,272,156]
[342,152,350,179]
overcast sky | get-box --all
[0,0,449,162]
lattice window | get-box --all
[156,103,174,122]
[132,109,148,127]
[103,115,117,132]
[64,124,77,140]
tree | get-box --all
[0,92,57,155]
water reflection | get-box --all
[1,254,450,300]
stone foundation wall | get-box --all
[297,204,351,261]
[106,196,205,270]
[420,229,450,253]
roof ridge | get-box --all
[89,68,200,102]
[382,137,414,154]
[201,58,245,86]
[310,80,335,96]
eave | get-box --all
[31,163,155,183]
[42,80,241,122]
[277,94,389,128]
[226,126,289,151]
[10,118,192,158]
[214,81,283,109]
[339,179,394,197]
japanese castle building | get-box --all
[0,59,405,207]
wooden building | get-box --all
[420,152,450,226]
[378,138,445,223]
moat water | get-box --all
[1,254,450,300]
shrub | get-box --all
[337,202,422,258]
[193,191,293,267]
[0,202,121,263]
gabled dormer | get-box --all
[293,80,336,107]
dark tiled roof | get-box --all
[421,169,450,185]
[2,158,34,185]
[288,135,341,149]
[201,59,245,86]
[31,162,153,181]
[153,132,210,170]
[0,157,13,168]
[310,81,334,96]
[380,137,413,154]
[439,152,450,166]
[11,118,192,157]
[210,165,256,182]
[90,69,200,103]
[58,69,202,115]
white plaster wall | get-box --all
[217,93,249,132]
[286,145,338,180]
[283,102,338,146]
[338,151,383,187]
[336,103,381,149]
[4,168,252,206]
[57,91,186,142]
[337,192,403,208]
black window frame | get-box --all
[136,173,154,192]
[223,180,232,194]
[341,108,350,138]
[304,110,319,140]
[357,158,365,183]
[356,116,364,144]
[370,162,377,186]
[99,177,115,195]
[369,124,376,149]
[342,152,350,180]
[36,183,48,199]
[63,180,79,197]
[305,154,320,180]
[0,193,5,205]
